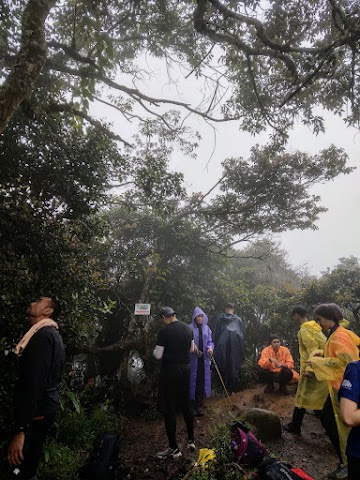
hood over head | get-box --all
[192,307,208,326]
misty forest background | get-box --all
[2,1,360,478]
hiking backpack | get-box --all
[230,420,269,467]
[79,432,129,480]
[258,457,314,480]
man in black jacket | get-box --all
[7,296,65,480]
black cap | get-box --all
[225,302,235,309]
[159,306,176,318]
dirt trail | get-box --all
[121,384,338,480]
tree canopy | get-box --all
[2,0,360,142]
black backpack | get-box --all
[258,457,313,480]
[79,433,129,480]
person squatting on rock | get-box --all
[284,305,328,434]
[189,307,214,417]
[7,296,65,480]
[258,334,299,395]
[309,303,360,480]
[212,303,245,393]
[153,307,195,459]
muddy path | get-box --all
[120,384,338,480]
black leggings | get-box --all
[320,395,342,464]
[158,365,194,449]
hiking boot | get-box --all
[283,422,301,434]
[279,387,290,396]
[264,384,275,393]
[328,464,348,480]
[187,440,196,452]
[156,447,182,459]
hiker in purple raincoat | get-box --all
[190,307,214,416]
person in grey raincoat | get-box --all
[189,307,214,416]
[212,303,245,393]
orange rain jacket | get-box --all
[311,325,360,464]
[258,345,300,383]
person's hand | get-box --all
[269,357,275,363]
[193,344,198,352]
[207,348,213,355]
[310,350,324,358]
[7,432,25,465]
[273,360,281,368]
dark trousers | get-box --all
[348,455,360,480]
[158,365,194,449]
[258,367,293,388]
[194,358,205,408]
[292,407,306,429]
[320,395,342,464]
[9,411,56,479]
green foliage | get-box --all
[299,256,360,332]
[184,421,250,479]
[4,0,360,145]
[0,110,120,443]
[41,441,81,480]
[57,406,121,451]
[39,401,124,480]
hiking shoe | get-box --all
[156,447,182,459]
[187,440,196,452]
[328,464,348,480]
[283,422,301,434]
[264,385,275,393]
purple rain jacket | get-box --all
[189,306,215,400]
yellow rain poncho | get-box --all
[310,325,360,464]
[295,321,328,410]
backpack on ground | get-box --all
[79,432,129,480]
[258,457,314,480]
[230,420,269,467]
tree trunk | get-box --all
[0,0,56,134]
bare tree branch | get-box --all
[45,59,241,123]
[46,103,133,147]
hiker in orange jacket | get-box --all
[258,334,299,395]
[309,303,360,480]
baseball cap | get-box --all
[158,306,176,318]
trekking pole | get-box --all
[209,352,231,402]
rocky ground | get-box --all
[120,384,338,480]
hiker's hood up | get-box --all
[192,306,208,326]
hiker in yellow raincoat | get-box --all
[283,305,328,434]
[309,303,360,480]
